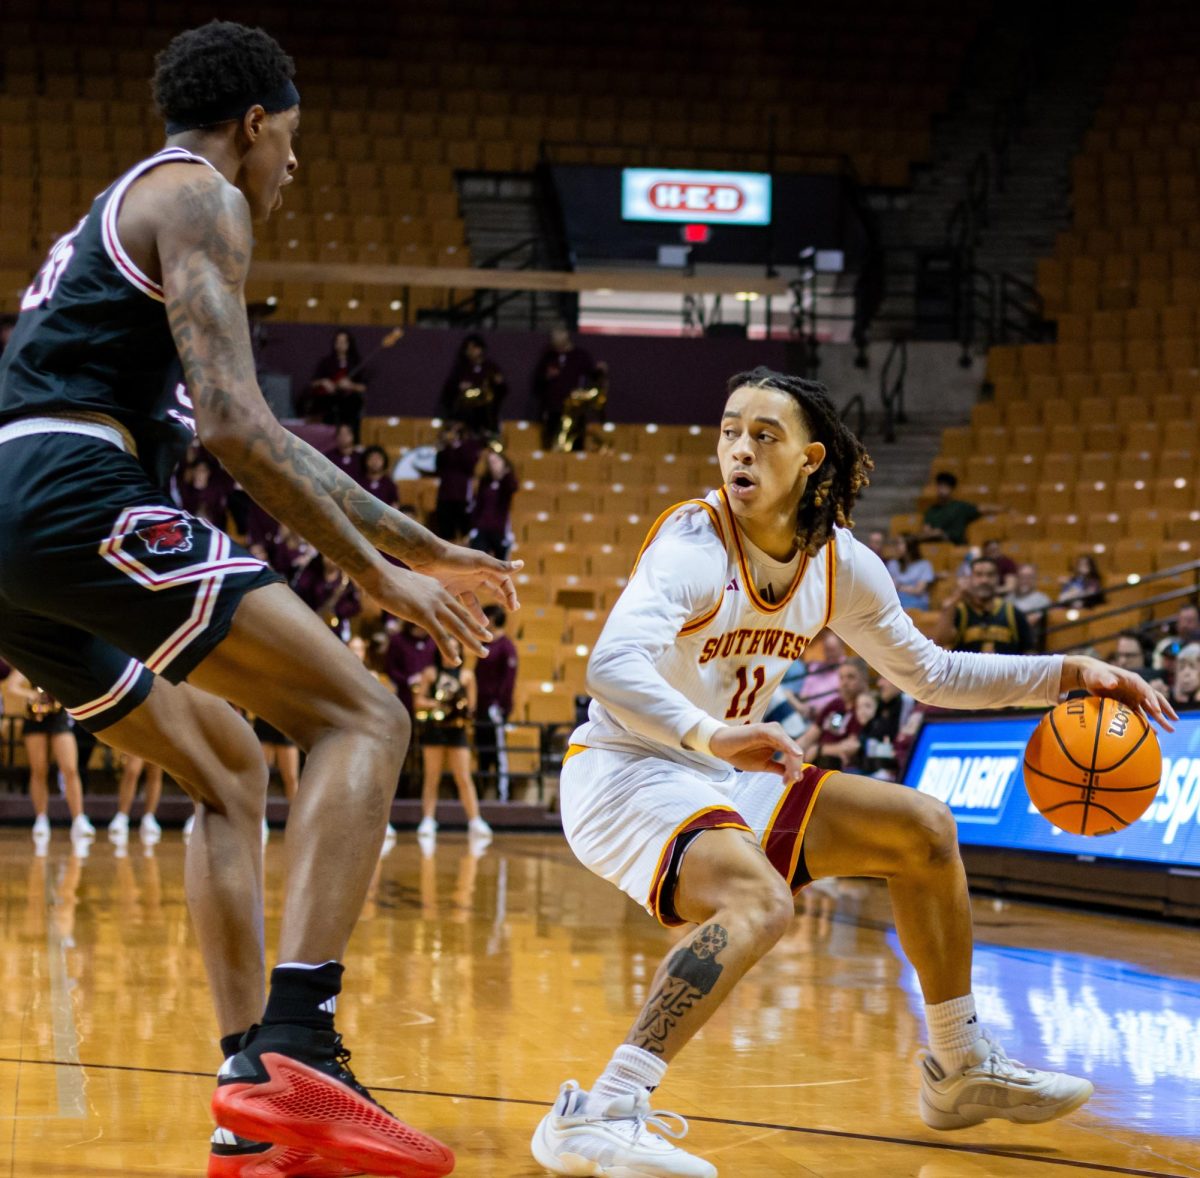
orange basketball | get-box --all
[1023,696,1161,836]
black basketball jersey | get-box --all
[0,147,216,485]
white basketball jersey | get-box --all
[573,487,1063,777]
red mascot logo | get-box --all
[135,516,194,556]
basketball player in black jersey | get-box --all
[0,21,510,1178]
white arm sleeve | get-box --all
[829,530,1063,709]
[586,510,727,748]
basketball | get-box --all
[1023,697,1161,836]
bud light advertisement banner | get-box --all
[621,168,772,225]
[903,713,1200,865]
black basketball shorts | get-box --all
[0,420,280,731]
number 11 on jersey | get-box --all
[724,665,766,720]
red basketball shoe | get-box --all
[211,1024,455,1178]
[207,1127,363,1177]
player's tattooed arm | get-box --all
[160,172,444,575]
[627,924,729,1056]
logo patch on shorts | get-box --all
[134,515,194,555]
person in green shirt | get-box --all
[921,471,1001,545]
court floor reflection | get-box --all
[1,827,1198,1176]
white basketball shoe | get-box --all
[531,1080,716,1177]
[919,1032,1094,1130]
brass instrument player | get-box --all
[439,333,507,437]
[413,644,492,843]
[10,671,93,844]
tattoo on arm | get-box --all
[629,923,729,1056]
[161,173,439,575]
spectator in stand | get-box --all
[796,631,846,713]
[293,555,361,641]
[865,529,887,560]
[107,755,163,847]
[358,445,398,507]
[857,688,903,779]
[11,673,93,846]
[384,620,436,714]
[769,630,846,735]
[1058,554,1106,610]
[1113,631,1151,676]
[981,539,1018,597]
[440,333,507,437]
[1171,654,1200,709]
[469,448,518,559]
[886,536,935,610]
[262,523,312,579]
[763,649,809,732]
[532,325,596,450]
[433,421,483,541]
[936,556,1035,653]
[413,648,492,842]
[473,605,518,800]
[1175,603,1200,646]
[325,421,364,482]
[1010,563,1052,630]
[920,471,1000,545]
[800,658,868,769]
[306,329,367,437]
[178,456,229,527]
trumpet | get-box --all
[554,380,608,453]
[28,689,63,718]
[454,374,495,417]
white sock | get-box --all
[925,994,982,1073]
[590,1045,668,1109]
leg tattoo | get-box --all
[630,923,729,1055]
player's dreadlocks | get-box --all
[152,21,296,132]
[726,367,874,558]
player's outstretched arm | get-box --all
[159,170,497,658]
[833,536,1176,731]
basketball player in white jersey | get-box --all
[532,368,1173,1177]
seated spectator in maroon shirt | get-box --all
[383,620,437,713]
[305,329,367,438]
[293,555,361,641]
[440,333,508,437]
[178,458,229,528]
[358,445,398,507]
[469,449,517,559]
[800,658,869,770]
[433,421,482,541]
[325,422,364,482]
[473,604,519,799]
[533,325,596,449]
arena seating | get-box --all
[913,2,1200,653]
[0,0,981,320]
[361,415,721,722]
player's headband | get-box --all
[165,79,300,135]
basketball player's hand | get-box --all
[1062,655,1178,732]
[359,565,492,665]
[709,723,809,781]
[411,543,523,614]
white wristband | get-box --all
[683,715,726,758]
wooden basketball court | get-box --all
[2,826,1198,1176]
